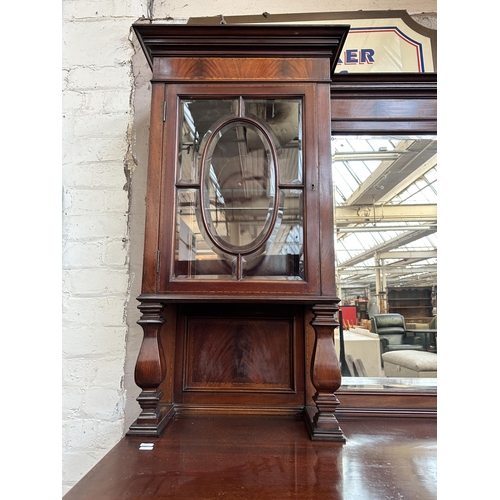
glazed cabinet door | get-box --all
[157,84,324,298]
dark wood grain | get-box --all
[336,389,437,418]
[330,73,437,135]
[185,317,292,389]
[133,23,349,78]
[156,57,330,82]
[129,24,437,439]
[173,304,305,410]
[64,415,437,500]
[127,301,173,437]
[317,82,337,296]
[140,83,165,294]
[307,304,345,441]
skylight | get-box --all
[332,135,437,299]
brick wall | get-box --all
[62,1,146,494]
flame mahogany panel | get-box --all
[185,317,293,391]
[154,57,331,82]
[174,304,305,408]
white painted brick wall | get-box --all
[62,0,145,495]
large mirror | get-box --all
[332,135,437,390]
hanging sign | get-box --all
[188,11,436,73]
[332,18,434,73]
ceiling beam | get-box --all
[334,203,437,225]
[377,153,437,203]
[338,265,437,275]
[337,227,436,267]
[337,139,436,206]
[378,250,437,259]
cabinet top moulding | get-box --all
[329,73,437,98]
[132,23,350,81]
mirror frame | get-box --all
[330,73,437,418]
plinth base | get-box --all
[303,406,346,442]
[126,404,175,437]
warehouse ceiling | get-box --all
[332,135,437,300]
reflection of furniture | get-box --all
[344,354,369,377]
[367,297,379,317]
[405,329,437,352]
[382,351,437,378]
[345,355,356,377]
[406,316,437,352]
[335,328,383,377]
[339,306,357,329]
[370,314,424,354]
[353,358,368,377]
[356,299,369,321]
[387,286,433,323]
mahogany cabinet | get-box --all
[129,23,350,441]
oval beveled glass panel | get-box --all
[201,120,277,255]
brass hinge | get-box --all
[163,100,167,122]
[156,250,161,274]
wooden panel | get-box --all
[330,73,437,98]
[155,57,330,82]
[335,390,437,418]
[329,73,437,135]
[331,120,437,134]
[174,304,305,408]
[133,23,350,79]
[141,83,165,293]
[316,83,337,296]
[157,304,178,404]
[331,98,437,121]
[330,98,437,134]
[184,316,294,392]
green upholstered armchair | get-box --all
[370,313,424,354]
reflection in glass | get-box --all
[174,97,304,281]
[201,120,277,254]
[178,99,238,183]
[332,135,437,389]
[244,99,302,184]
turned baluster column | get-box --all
[127,300,172,436]
[308,303,346,442]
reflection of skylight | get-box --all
[332,135,437,297]
[391,167,437,204]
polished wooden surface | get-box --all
[130,24,437,439]
[172,303,305,410]
[127,302,171,437]
[130,24,351,436]
[307,304,344,441]
[155,57,331,82]
[133,23,349,78]
[64,415,437,499]
[330,73,437,135]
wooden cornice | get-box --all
[132,22,350,78]
[330,72,437,99]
